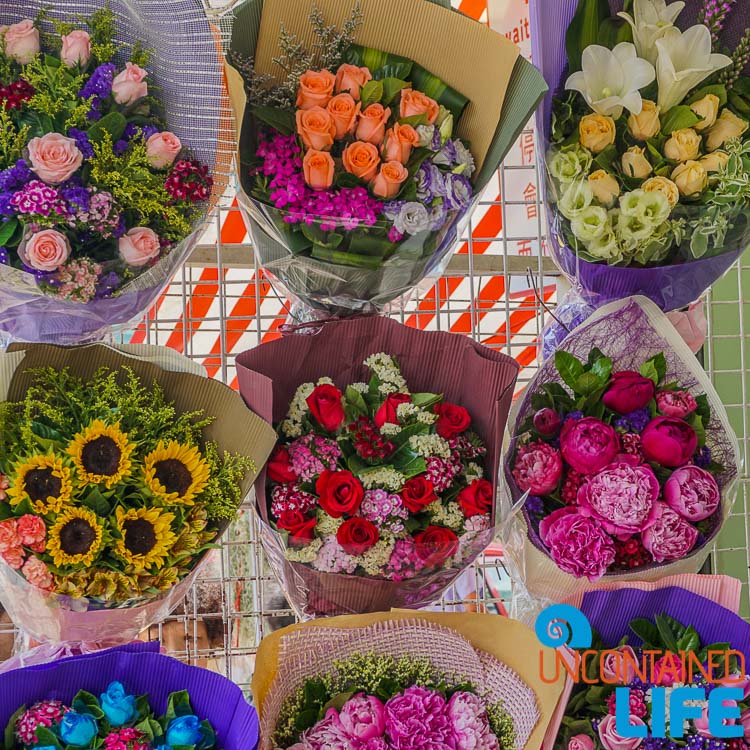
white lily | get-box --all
[618,0,686,65]
[655,25,732,112]
[566,43,656,119]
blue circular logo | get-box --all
[535,604,593,649]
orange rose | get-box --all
[303,149,335,190]
[335,64,372,101]
[296,107,337,151]
[372,160,409,198]
[400,89,439,124]
[342,141,381,182]
[296,69,335,110]
[356,103,391,146]
[326,93,361,140]
[382,122,420,164]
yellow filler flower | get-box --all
[115,506,176,572]
[143,441,210,506]
[67,420,135,488]
[48,506,103,568]
[7,454,73,515]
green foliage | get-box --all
[199,442,255,521]
[87,5,118,64]
[565,0,610,73]
[0,109,30,170]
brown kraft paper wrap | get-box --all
[235,317,520,617]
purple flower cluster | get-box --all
[287,434,342,481]
[68,128,94,160]
[615,407,652,433]
[114,123,160,156]
[0,160,33,192]
[360,489,408,533]
[78,63,117,119]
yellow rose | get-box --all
[705,109,749,152]
[643,176,680,209]
[579,114,616,154]
[627,100,661,141]
[700,150,729,174]
[690,94,720,132]
[664,128,702,163]
[588,169,621,206]
[672,161,708,197]
[622,146,653,179]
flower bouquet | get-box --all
[501,296,740,609]
[0,343,276,645]
[251,611,570,750]
[236,316,519,617]
[224,0,547,318]
[0,642,259,749]
[0,1,229,344]
[533,0,750,312]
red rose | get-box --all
[336,517,379,555]
[276,510,317,548]
[458,478,493,518]
[434,403,471,439]
[306,384,345,432]
[400,476,437,513]
[267,446,297,483]
[414,525,459,567]
[374,393,411,429]
[602,371,655,415]
[316,469,364,517]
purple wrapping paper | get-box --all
[580,586,750,655]
[0,642,259,750]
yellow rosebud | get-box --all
[579,113,616,154]
[700,150,729,174]
[672,161,708,197]
[622,146,653,179]
[664,128,702,162]
[588,169,621,206]
[627,100,661,141]
[643,176,680,209]
[690,94,720,132]
[705,109,750,152]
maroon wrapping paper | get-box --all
[236,317,520,616]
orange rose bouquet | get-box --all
[225,0,547,318]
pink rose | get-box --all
[539,508,616,581]
[28,132,84,184]
[21,556,54,591]
[339,694,385,742]
[694,700,738,737]
[146,131,182,169]
[21,229,71,272]
[602,371,655,415]
[118,227,161,267]
[16,514,46,552]
[60,30,91,67]
[111,62,148,105]
[577,459,660,536]
[641,502,699,563]
[560,417,620,475]
[641,417,697,467]
[602,646,638,684]
[653,655,686,687]
[512,440,563,495]
[655,390,698,419]
[664,465,720,522]
[3,20,40,64]
[568,735,595,750]
[740,708,750,737]
[597,714,645,750]
[667,301,707,354]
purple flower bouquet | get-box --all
[501,296,740,610]
[0,642,259,750]
[532,0,750,312]
[0,0,230,344]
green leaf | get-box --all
[310,246,382,269]
[360,79,384,109]
[72,690,105,719]
[345,386,368,417]
[295,708,320,732]
[5,706,26,750]
[660,105,701,136]
[640,352,666,386]
[410,64,469,121]
[677,625,701,653]
[593,144,619,172]
[687,84,728,108]
[166,691,192,721]
[347,232,397,258]
[382,77,410,105]
[694,393,711,424]
[565,0,611,72]
[660,613,688,642]
[690,413,707,448]
[87,111,127,144]
[654,613,680,653]
[322,692,355,715]
[597,15,633,48]
[591,356,613,385]
[251,105,296,136]
[344,44,413,80]
[575,371,602,396]
[629,617,661,648]
[0,218,19,247]
[411,392,442,408]
[300,224,344,249]
[399,113,429,128]
[555,351,586,393]
[32,727,61,749]
[80,487,111,517]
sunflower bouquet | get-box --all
[0,344,276,645]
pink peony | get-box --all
[16,514,46,552]
[3,20,40,64]
[740,708,750,737]
[27,133,83,184]
[447,691,499,750]
[22,556,54,591]
[602,371,655,415]
[60,30,91,67]
[655,390,697,419]
[384,686,454,749]
[146,132,182,170]
[339,694,385,742]
[118,227,161,267]
[601,646,638,684]
[112,62,148,105]
[299,710,358,750]
[512,441,563,495]
[640,417,697,468]
[641,503,698,563]
[539,508,616,581]
[21,229,71,272]
[597,714,645,750]
[568,735,595,750]
[560,417,620,475]
[664,465,720,522]
[577,459,660,536]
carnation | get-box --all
[641,503,699,563]
[512,441,563,495]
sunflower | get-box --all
[67,420,135,488]
[47,507,103,568]
[143,441,210,506]
[7,455,73,515]
[114,506,177,572]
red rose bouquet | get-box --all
[501,297,739,612]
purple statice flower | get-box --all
[565,410,584,422]
[444,172,472,211]
[79,63,116,109]
[67,128,94,160]
[360,489,409,534]
[0,247,8,265]
[0,193,14,217]
[525,495,544,516]
[122,123,159,142]
[71,190,120,237]
[694,446,712,468]
[615,407,652,434]
[95,271,120,298]
[113,139,130,156]
[685,737,706,750]
[11,181,63,217]
[0,160,33,192]
[415,162,445,202]
[61,185,91,214]
[113,214,127,239]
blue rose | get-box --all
[100,681,136,727]
[59,712,98,747]
[154,746,174,750]
[30,746,58,750]
[166,716,204,747]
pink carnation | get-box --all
[22,556,54,591]
[0,519,24,569]
[656,390,698,419]
[512,441,563,495]
[664,465,720,522]
[16,514,46,552]
[447,691,499,750]
[577,459,660,536]
[641,503,699,563]
[539,508,616,581]
[0,473,8,500]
